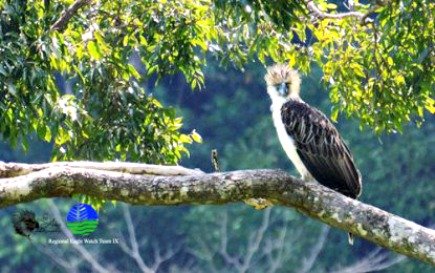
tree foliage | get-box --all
[0,0,434,162]
[167,64,434,272]
[0,0,434,271]
[0,0,202,163]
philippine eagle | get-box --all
[265,64,362,244]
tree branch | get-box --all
[0,161,203,178]
[333,247,406,273]
[120,204,154,273]
[305,0,364,19]
[50,0,93,32]
[303,0,384,24]
[47,200,114,273]
[0,162,434,265]
[298,225,330,273]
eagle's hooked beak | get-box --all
[278,82,288,96]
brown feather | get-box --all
[281,99,362,198]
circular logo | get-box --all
[66,203,99,236]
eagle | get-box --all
[265,64,362,244]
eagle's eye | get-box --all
[276,82,289,96]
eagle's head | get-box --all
[264,64,301,101]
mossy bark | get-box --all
[0,162,434,264]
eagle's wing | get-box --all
[281,100,362,198]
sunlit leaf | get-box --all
[87,41,103,60]
[191,130,203,143]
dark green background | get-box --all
[1,62,433,272]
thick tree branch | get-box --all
[50,0,93,32]
[0,162,434,265]
[0,161,203,178]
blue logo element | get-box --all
[66,203,99,236]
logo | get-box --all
[66,203,99,236]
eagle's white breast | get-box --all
[268,87,311,180]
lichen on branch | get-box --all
[0,162,434,265]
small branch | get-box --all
[150,241,181,272]
[50,0,93,32]
[306,0,364,20]
[219,211,242,269]
[263,222,289,273]
[217,208,274,273]
[298,225,330,273]
[189,236,220,273]
[240,208,271,273]
[304,0,385,24]
[47,200,114,273]
[33,242,79,273]
[0,162,434,264]
[333,248,406,273]
[121,204,153,273]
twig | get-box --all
[298,225,330,273]
[306,0,364,20]
[50,0,93,32]
[239,208,272,273]
[304,0,384,24]
[118,203,181,273]
[219,211,242,269]
[332,248,406,273]
[120,204,154,273]
[189,236,220,273]
[47,200,115,273]
[150,241,181,272]
[211,149,221,172]
[217,208,273,273]
[263,223,289,273]
[32,242,79,273]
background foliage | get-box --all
[0,0,434,272]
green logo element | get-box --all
[66,203,99,235]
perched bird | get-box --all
[264,64,362,244]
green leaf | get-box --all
[87,41,103,60]
[180,134,193,144]
[44,126,52,142]
[331,107,339,122]
[191,130,203,143]
[350,63,365,78]
[128,64,141,79]
[425,98,435,114]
